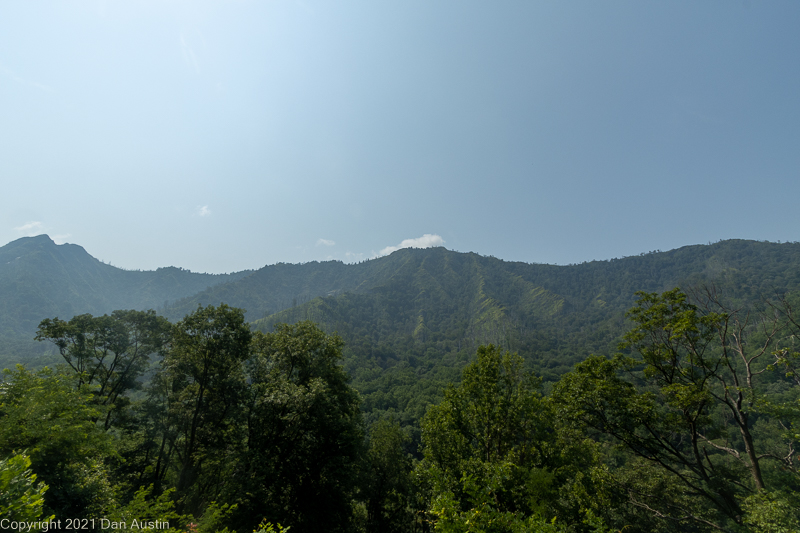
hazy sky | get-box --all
[2,1,799,273]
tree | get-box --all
[418,345,599,532]
[0,366,116,519]
[551,288,799,531]
[420,345,544,480]
[362,419,414,533]
[35,310,171,429]
[155,304,251,513]
[233,321,363,533]
[0,453,52,522]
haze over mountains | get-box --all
[3,235,799,382]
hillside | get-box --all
[244,241,800,424]
[242,239,800,365]
[0,235,251,361]
[3,236,800,422]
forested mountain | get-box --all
[4,236,800,371]
[250,241,800,424]
[3,236,800,532]
[0,235,251,361]
[5,235,800,426]
[177,239,800,368]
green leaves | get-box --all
[35,310,171,428]
[0,453,52,522]
[233,321,364,533]
[741,490,800,533]
[553,288,800,530]
[158,304,252,511]
[362,419,414,533]
[418,345,602,531]
[621,289,719,381]
[0,366,116,519]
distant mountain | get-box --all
[0,235,251,360]
[188,239,800,362]
[162,240,800,424]
[162,259,367,322]
[245,241,800,424]
[3,235,800,424]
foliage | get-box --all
[428,462,572,533]
[253,519,292,533]
[105,485,188,533]
[551,288,800,531]
[0,453,53,522]
[232,321,363,533]
[6,308,368,532]
[35,309,171,428]
[0,365,116,519]
[419,345,609,532]
[420,346,545,477]
[362,419,415,533]
[741,490,800,533]
[156,304,252,512]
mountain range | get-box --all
[3,234,800,423]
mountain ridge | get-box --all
[3,236,800,385]
[0,235,252,359]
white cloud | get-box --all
[197,205,211,217]
[316,238,335,247]
[52,234,72,244]
[14,221,44,236]
[379,234,445,256]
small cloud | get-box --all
[379,234,445,257]
[196,205,211,217]
[14,221,44,236]
[316,238,335,247]
[52,234,72,244]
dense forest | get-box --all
[3,289,800,531]
[2,237,800,531]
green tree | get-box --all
[233,321,363,533]
[420,345,543,478]
[156,304,251,513]
[0,453,53,522]
[35,310,171,429]
[418,345,599,532]
[741,490,800,533]
[0,366,116,519]
[551,288,799,531]
[362,419,414,533]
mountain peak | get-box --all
[25,233,55,243]
[14,233,55,246]
[0,234,57,256]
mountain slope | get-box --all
[0,235,251,359]
[4,235,800,424]
[242,241,800,424]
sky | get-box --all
[2,1,799,274]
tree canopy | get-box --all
[2,286,799,531]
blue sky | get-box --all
[2,1,799,273]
